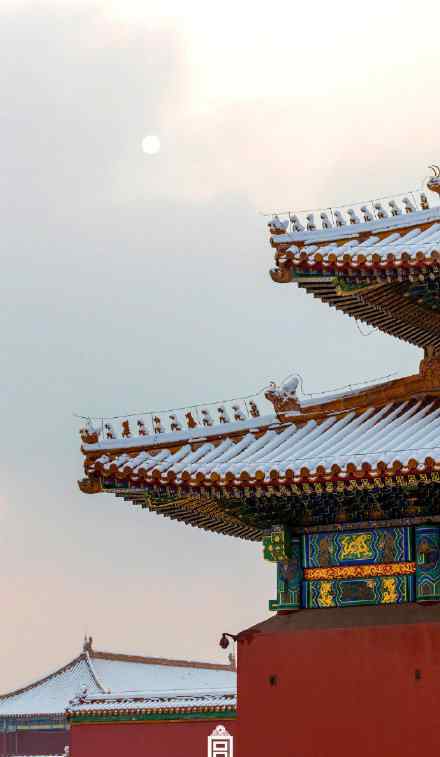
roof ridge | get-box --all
[0,653,86,701]
[84,652,107,694]
[90,650,234,671]
[269,204,440,246]
[75,687,236,703]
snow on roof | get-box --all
[272,206,440,249]
[285,219,440,263]
[0,655,102,717]
[80,375,399,456]
[67,688,236,716]
[82,412,277,453]
[270,205,440,350]
[0,649,235,717]
[90,656,236,695]
[85,398,440,484]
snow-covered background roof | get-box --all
[90,656,235,694]
[0,649,236,717]
[0,655,101,717]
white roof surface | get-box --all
[0,656,101,717]
[0,651,236,717]
[288,222,440,263]
[87,398,440,481]
[91,657,235,694]
[274,206,440,256]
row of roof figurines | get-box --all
[79,378,301,445]
[269,166,440,235]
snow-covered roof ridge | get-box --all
[79,398,269,450]
[89,649,235,671]
[79,374,409,457]
[84,652,107,694]
[67,688,237,716]
[269,197,440,245]
[70,686,235,703]
[78,371,422,458]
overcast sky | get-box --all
[1,0,439,689]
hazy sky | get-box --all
[1,0,439,689]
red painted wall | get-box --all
[0,729,67,756]
[70,718,236,757]
[237,609,440,757]
[17,730,68,756]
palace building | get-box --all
[67,688,236,757]
[78,167,440,756]
[0,638,235,757]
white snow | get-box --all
[68,689,236,714]
[0,655,236,716]
[274,206,440,249]
[285,221,440,262]
[87,398,440,481]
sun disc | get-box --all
[142,135,161,155]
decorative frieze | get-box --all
[416,525,440,602]
[302,574,415,609]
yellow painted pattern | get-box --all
[304,562,416,581]
[339,533,373,561]
[382,577,399,603]
[318,581,335,607]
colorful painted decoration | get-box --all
[302,574,415,609]
[416,525,440,602]
[268,527,420,611]
[304,562,416,581]
[263,525,292,562]
[269,540,302,611]
[302,527,413,569]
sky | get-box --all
[1,0,439,689]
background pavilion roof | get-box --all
[269,194,440,349]
[0,643,235,718]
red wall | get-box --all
[237,612,440,757]
[0,728,68,756]
[17,730,68,756]
[70,718,236,757]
